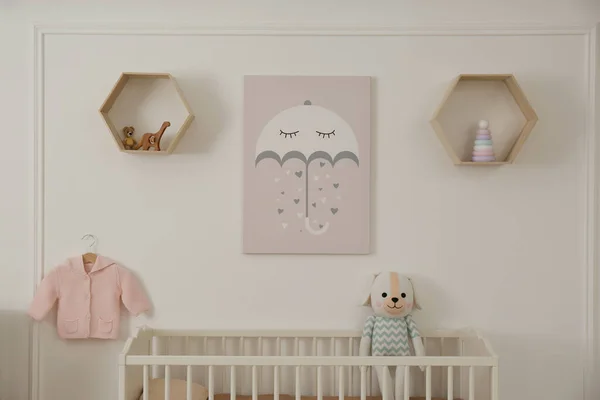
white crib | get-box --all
[119,327,498,400]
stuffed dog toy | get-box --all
[359,272,425,400]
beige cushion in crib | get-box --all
[139,378,208,400]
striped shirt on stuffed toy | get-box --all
[361,315,421,356]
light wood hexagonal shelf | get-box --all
[100,72,194,155]
[430,74,538,165]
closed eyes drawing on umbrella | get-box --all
[255,100,359,235]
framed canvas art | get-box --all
[243,76,371,254]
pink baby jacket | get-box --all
[28,255,150,340]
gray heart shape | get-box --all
[294,199,300,204]
[320,162,325,167]
[278,209,284,214]
[333,183,339,189]
[331,208,338,215]
[319,188,323,191]
[319,224,324,228]
[295,171,303,178]
[312,202,316,207]
[281,191,285,195]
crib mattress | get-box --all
[214,394,460,400]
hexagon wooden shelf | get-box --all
[99,72,194,155]
[430,74,538,165]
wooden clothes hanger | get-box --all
[81,234,98,264]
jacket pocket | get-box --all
[98,317,113,333]
[63,319,79,334]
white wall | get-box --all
[1,2,599,400]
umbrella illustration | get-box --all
[255,100,359,235]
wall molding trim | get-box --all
[31,23,598,400]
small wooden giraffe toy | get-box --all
[133,121,171,151]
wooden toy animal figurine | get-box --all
[133,121,171,151]
[359,272,425,400]
[121,126,137,150]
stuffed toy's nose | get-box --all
[391,297,399,303]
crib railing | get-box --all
[119,327,498,400]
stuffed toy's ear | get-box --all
[362,272,380,306]
[362,294,372,306]
[407,277,421,310]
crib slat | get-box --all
[313,338,318,396]
[359,367,366,400]
[258,337,263,393]
[295,366,301,400]
[440,337,448,396]
[222,338,227,394]
[204,337,209,388]
[229,365,236,400]
[425,366,431,400]
[348,338,353,396]
[440,338,446,394]
[469,366,475,400]
[165,365,171,400]
[187,365,193,400]
[143,365,149,400]
[331,337,336,396]
[209,365,214,400]
[275,337,281,399]
[447,367,453,400]
[338,364,344,400]
[229,365,237,400]
[382,366,389,400]
[293,338,299,398]
[367,364,371,397]
[239,338,245,395]
[491,366,498,400]
[274,366,280,400]
[403,366,410,400]
[252,366,258,400]
[317,366,323,400]
[151,336,160,378]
